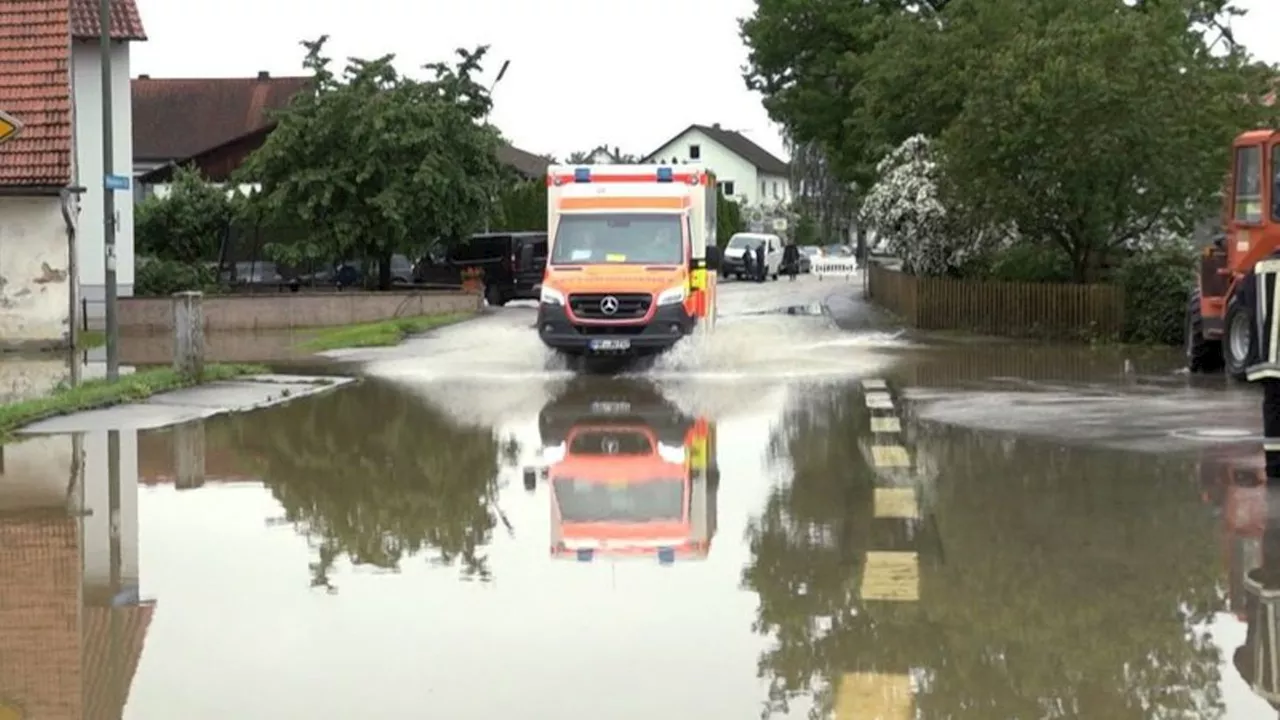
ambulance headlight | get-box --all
[540,286,565,306]
[656,285,686,306]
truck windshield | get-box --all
[552,214,684,265]
[553,478,684,523]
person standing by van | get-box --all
[742,245,755,281]
[782,240,800,281]
[755,242,767,282]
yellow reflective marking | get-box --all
[606,253,626,262]
[870,416,901,433]
[865,392,894,409]
[834,672,912,720]
[861,551,919,601]
[874,487,918,519]
[871,445,910,468]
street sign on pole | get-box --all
[0,110,23,145]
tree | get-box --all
[716,191,745,246]
[134,164,232,263]
[239,37,507,288]
[788,137,858,247]
[489,176,546,231]
[937,0,1276,281]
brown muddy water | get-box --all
[0,331,1274,718]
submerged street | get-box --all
[1,276,1276,718]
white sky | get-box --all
[130,0,1280,164]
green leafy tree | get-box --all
[717,192,745,247]
[489,176,546,231]
[134,164,232,263]
[239,37,507,288]
[220,378,502,589]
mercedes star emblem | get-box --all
[599,295,620,315]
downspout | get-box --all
[61,186,84,385]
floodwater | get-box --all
[1,275,1278,718]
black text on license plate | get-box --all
[589,338,630,351]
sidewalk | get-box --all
[17,374,354,434]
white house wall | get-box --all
[0,435,74,510]
[648,128,762,205]
[0,196,71,347]
[72,40,135,315]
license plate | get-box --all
[591,401,631,413]
[589,338,631,351]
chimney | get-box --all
[257,71,270,80]
[713,123,721,129]
[138,74,149,79]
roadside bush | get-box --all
[134,164,233,263]
[716,191,745,246]
[985,242,1073,283]
[1114,245,1195,345]
[135,259,218,297]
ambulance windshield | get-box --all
[551,214,684,265]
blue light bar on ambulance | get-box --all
[656,167,673,182]
[657,548,676,564]
[576,548,594,562]
[573,167,591,183]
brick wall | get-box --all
[118,290,481,332]
[0,517,81,718]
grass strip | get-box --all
[77,330,105,349]
[0,363,269,440]
[298,311,475,352]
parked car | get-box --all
[221,261,282,286]
[798,246,819,273]
[415,232,547,306]
[331,254,415,287]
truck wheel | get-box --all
[485,284,506,307]
[1186,289,1223,373]
[1224,296,1255,380]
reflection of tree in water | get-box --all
[225,379,500,588]
[744,385,1226,718]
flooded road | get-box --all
[2,276,1279,718]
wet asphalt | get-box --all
[1,273,1278,718]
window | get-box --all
[720,180,735,196]
[1273,145,1280,222]
[689,144,700,160]
[1235,145,1263,223]
[551,214,684,265]
[772,181,779,199]
[761,181,767,198]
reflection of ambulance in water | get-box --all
[1199,444,1270,619]
[536,380,719,562]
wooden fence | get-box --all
[867,263,1125,340]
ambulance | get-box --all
[536,165,720,356]
[536,379,719,562]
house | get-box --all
[132,72,311,195]
[70,0,146,316]
[642,123,791,208]
[135,75,553,188]
[585,145,622,164]
[0,0,80,347]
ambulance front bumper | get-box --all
[536,302,694,355]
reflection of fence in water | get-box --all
[893,343,1179,388]
[868,263,1125,341]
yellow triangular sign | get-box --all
[0,110,23,145]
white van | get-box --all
[723,232,785,280]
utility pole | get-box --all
[99,0,119,379]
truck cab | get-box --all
[536,379,719,562]
[536,165,719,357]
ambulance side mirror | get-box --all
[705,245,721,271]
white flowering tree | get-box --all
[858,135,1001,276]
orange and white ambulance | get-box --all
[536,165,720,356]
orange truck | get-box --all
[536,165,720,357]
[536,379,718,562]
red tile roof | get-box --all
[132,75,310,161]
[0,0,73,187]
[69,0,145,41]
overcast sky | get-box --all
[131,0,1280,163]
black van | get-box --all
[415,232,548,306]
